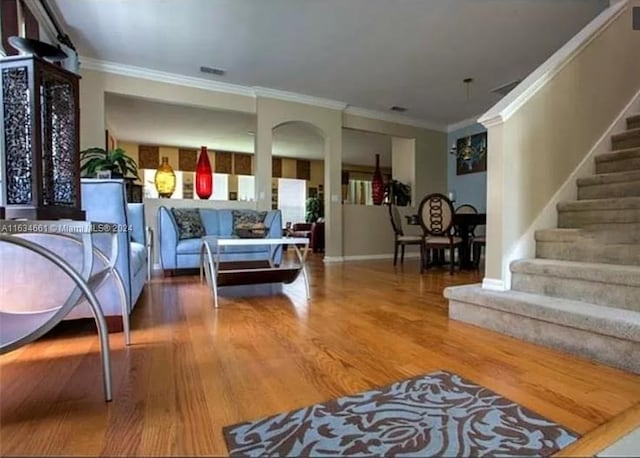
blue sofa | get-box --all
[158,207,282,274]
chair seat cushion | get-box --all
[130,242,146,276]
[425,236,463,245]
[398,235,422,242]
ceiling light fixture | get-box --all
[463,77,474,101]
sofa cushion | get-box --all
[172,208,205,240]
[177,236,270,255]
[199,209,220,235]
[231,210,268,236]
[130,242,146,276]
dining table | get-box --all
[406,212,486,269]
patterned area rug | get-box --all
[223,370,579,456]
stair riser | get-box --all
[450,300,640,374]
[558,210,640,228]
[596,157,640,174]
[628,117,640,130]
[612,134,640,150]
[536,242,640,266]
[511,273,640,312]
[578,181,640,200]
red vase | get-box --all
[372,153,384,205]
[196,146,213,199]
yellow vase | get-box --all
[154,157,176,198]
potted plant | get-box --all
[305,196,324,223]
[385,180,411,206]
[80,147,139,179]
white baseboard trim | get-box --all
[482,278,506,291]
[323,256,344,263]
[153,263,162,271]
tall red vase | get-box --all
[196,146,213,199]
[372,153,384,205]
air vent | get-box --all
[491,79,521,96]
[390,106,407,113]
[200,66,226,76]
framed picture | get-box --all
[96,170,112,179]
[455,132,487,175]
[229,191,238,201]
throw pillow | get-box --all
[171,208,205,240]
[232,210,268,237]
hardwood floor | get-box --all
[1,254,640,456]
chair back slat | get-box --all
[455,203,478,236]
[418,193,454,236]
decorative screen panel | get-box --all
[2,66,32,205]
[40,72,77,206]
[179,148,197,172]
[215,151,232,174]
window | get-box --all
[277,178,306,224]
[237,175,255,201]
[211,173,228,200]
[348,179,373,205]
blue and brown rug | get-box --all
[223,370,579,456]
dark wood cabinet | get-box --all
[0,55,83,220]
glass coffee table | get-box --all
[199,236,310,308]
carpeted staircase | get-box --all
[445,114,640,374]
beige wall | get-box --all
[342,204,421,257]
[483,2,640,288]
[256,97,344,258]
[342,114,447,201]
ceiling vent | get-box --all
[491,79,521,96]
[200,66,226,76]
[390,106,407,113]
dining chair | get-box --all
[418,193,463,275]
[455,204,485,269]
[388,203,424,267]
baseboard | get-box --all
[482,278,506,291]
[323,256,344,263]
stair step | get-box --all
[557,196,640,229]
[595,147,640,174]
[445,284,640,373]
[627,114,640,130]
[611,127,640,150]
[577,170,640,199]
[535,228,640,266]
[511,258,640,312]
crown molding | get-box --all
[446,115,482,133]
[79,56,256,97]
[343,106,447,132]
[253,87,347,111]
[80,56,451,131]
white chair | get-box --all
[0,228,113,402]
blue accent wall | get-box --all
[447,123,487,212]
